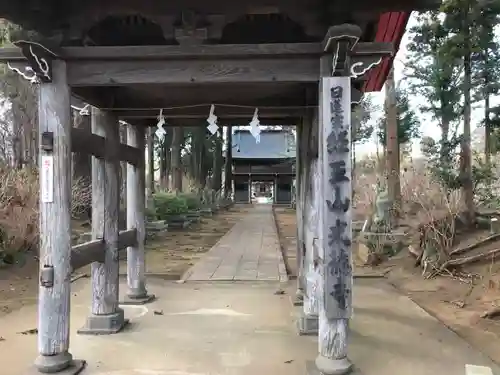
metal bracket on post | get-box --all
[41,132,54,152]
[40,265,54,288]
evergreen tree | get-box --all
[470,1,500,160]
[0,20,38,167]
[405,11,462,164]
[376,87,421,147]
[441,0,500,222]
[352,95,376,144]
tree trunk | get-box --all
[224,126,233,198]
[189,127,205,188]
[165,133,172,190]
[197,128,208,188]
[485,95,491,162]
[171,127,183,193]
[439,118,450,163]
[12,133,22,169]
[212,131,223,192]
[159,137,167,188]
[462,30,475,225]
[11,102,24,169]
[484,50,492,162]
[22,115,37,167]
[385,67,401,219]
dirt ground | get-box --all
[127,206,246,278]
[274,207,500,365]
[380,251,500,365]
[0,205,246,318]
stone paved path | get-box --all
[183,205,288,282]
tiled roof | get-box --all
[232,130,296,159]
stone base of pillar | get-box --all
[120,291,156,305]
[33,352,85,374]
[306,359,355,375]
[297,314,319,335]
[77,308,129,335]
[291,295,304,306]
[292,288,304,306]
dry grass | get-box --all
[0,165,91,257]
[354,162,463,271]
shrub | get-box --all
[0,166,91,261]
[178,193,201,211]
[153,191,189,218]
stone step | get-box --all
[146,220,169,232]
[168,220,192,229]
[200,208,214,216]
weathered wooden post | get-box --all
[273,174,278,203]
[120,124,128,210]
[308,24,391,375]
[294,120,305,306]
[146,127,155,204]
[314,75,353,375]
[36,59,84,373]
[248,175,252,203]
[297,113,321,335]
[123,124,155,304]
[78,108,127,334]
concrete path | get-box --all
[183,204,288,282]
[1,279,499,375]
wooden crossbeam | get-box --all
[66,58,319,86]
[0,43,323,62]
[0,43,323,85]
[70,229,137,270]
[0,41,386,87]
[71,128,141,166]
[63,43,323,60]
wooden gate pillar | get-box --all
[273,174,278,203]
[248,174,252,203]
[35,60,84,373]
[78,108,127,334]
[308,24,391,375]
[293,118,306,305]
[123,124,155,304]
[297,113,320,335]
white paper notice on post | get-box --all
[41,155,54,203]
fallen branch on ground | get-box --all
[476,210,500,218]
[480,307,500,319]
[442,299,466,308]
[449,233,500,257]
[440,248,500,270]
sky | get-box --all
[355,13,500,158]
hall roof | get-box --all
[232,129,295,160]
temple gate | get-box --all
[0,0,435,374]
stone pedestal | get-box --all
[306,359,357,375]
[33,353,86,375]
[292,288,304,306]
[78,308,129,335]
[121,292,156,305]
[297,314,319,335]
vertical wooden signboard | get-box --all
[320,76,353,319]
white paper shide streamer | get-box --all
[249,108,261,143]
[206,104,219,135]
[155,109,166,139]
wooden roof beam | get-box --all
[0,42,383,86]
